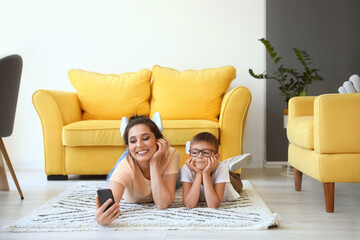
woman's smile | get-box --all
[136,149,150,155]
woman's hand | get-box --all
[95,196,120,226]
[185,157,201,174]
[202,156,218,175]
[150,138,170,166]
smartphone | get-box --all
[97,188,115,211]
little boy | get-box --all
[181,132,250,208]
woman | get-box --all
[96,115,180,226]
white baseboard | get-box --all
[264,161,288,168]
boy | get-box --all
[181,132,250,208]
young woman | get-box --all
[96,115,180,226]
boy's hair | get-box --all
[190,132,219,153]
[123,115,163,145]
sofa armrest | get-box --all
[288,96,316,121]
[314,93,360,153]
[32,90,82,175]
[219,86,251,160]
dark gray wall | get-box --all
[266,0,360,162]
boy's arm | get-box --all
[202,157,225,208]
[182,173,202,208]
[181,160,202,208]
[202,174,225,208]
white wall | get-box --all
[0,0,266,169]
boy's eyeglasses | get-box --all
[189,149,215,157]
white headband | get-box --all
[185,141,191,154]
[120,112,163,138]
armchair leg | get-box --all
[294,168,303,191]
[323,183,335,213]
[0,138,24,199]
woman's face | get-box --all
[128,124,158,163]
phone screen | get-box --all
[97,188,115,211]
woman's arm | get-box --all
[95,181,124,226]
[150,170,178,209]
[202,157,225,208]
[109,180,126,203]
[149,138,178,209]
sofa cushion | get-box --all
[287,116,314,150]
[162,120,219,145]
[62,119,219,147]
[63,120,123,146]
[150,65,236,121]
[68,69,151,120]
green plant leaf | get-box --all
[249,38,323,102]
[274,57,281,64]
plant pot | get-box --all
[283,108,288,128]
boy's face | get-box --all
[190,141,218,171]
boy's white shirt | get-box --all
[180,161,239,202]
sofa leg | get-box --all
[294,168,303,191]
[323,183,335,213]
[47,175,68,181]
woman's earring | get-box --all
[120,112,163,138]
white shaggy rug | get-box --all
[4,180,279,232]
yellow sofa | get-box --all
[33,65,251,180]
[287,94,360,212]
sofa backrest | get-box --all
[68,66,236,121]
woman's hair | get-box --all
[190,132,219,153]
[123,115,163,145]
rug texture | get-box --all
[4,180,279,232]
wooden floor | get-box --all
[0,168,359,240]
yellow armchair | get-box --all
[33,67,251,180]
[287,94,360,212]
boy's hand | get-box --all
[150,138,170,165]
[203,156,218,175]
[185,158,201,174]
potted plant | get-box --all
[249,38,323,112]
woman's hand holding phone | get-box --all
[95,189,120,226]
